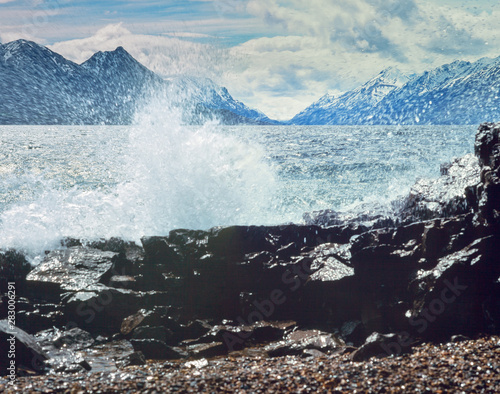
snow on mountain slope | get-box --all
[291,67,410,125]
[291,57,500,125]
[0,40,273,125]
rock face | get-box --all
[1,122,500,374]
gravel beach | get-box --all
[2,335,499,393]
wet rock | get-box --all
[115,351,146,368]
[0,320,48,372]
[80,339,135,372]
[15,306,65,335]
[264,329,344,357]
[109,275,136,289]
[50,327,94,350]
[350,332,413,361]
[0,250,31,293]
[63,286,172,335]
[187,342,228,359]
[131,325,173,343]
[473,123,500,224]
[130,339,187,360]
[451,334,471,343]
[399,154,480,223]
[34,327,96,373]
[120,308,183,342]
[192,321,295,352]
[303,206,394,232]
[26,247,117,300]
[409,235,500,340]
[301,348,327,358]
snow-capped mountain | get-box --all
[292,57,500,125]
[0,40,273,125]
[291,67,411,125]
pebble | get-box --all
[2,335,499,393]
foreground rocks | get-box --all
[1,122,500,386]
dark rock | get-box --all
[351,332,414,361]
[182,320,213,340]
[264,329,343,357]
[303,206,393,232]
[116,351,146,368]
[26,247,117,300]
[339,320,366,346]
[120,308,182,341]
[0,320,48,373]
[131,325,173,343]
[130,339,187,360]
[472,122,500,224]
[451,334,471,343]
[193,321,295,352]
[35,327,95,374]
[0,250,31,293]
[15,308,65,335]
[186,342,228,359]
[63,286,172,335]
[51,327,94,350]
[109,275,136,289]
[409,235,500,340]
[301,348,327,358]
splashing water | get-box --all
[0,100,276,259]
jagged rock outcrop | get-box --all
[1,122,499,373]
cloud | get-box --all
[222,0,500,119]
[49,23,231,81]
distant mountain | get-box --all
[291,67,411,125]
[291,58,500,125]
[0,40,274,125]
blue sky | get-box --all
[1,0,500,119]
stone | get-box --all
[399,154,480,223]
[130,339,187,360]
[26,247,117,300]
[0,320,48,372]
[186,342,228,359]
[116,351,146,368]
[109,275,136,289]
[131,325,173,343]
[63,285,172,335]
[351,332,413,361]
[409,235,500,340]
[264,329,344,357]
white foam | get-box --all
[0,99,276,260]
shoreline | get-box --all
[1,122,500,392]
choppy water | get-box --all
[0,119,476,258]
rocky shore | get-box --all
[1,122,500,392]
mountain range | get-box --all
[1,39,500,125]
[292,57,500,125]
[0,40,274,125]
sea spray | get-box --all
[0,102,276,260]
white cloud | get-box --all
[223,0,500,119]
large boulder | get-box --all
[26,247,118,301]
[0,320,48,373]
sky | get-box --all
[1,0,500,120]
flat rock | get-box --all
[26,247,117,298]
[0,320,48,372]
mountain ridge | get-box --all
[0,40,275,125]
[291,56,500,125]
